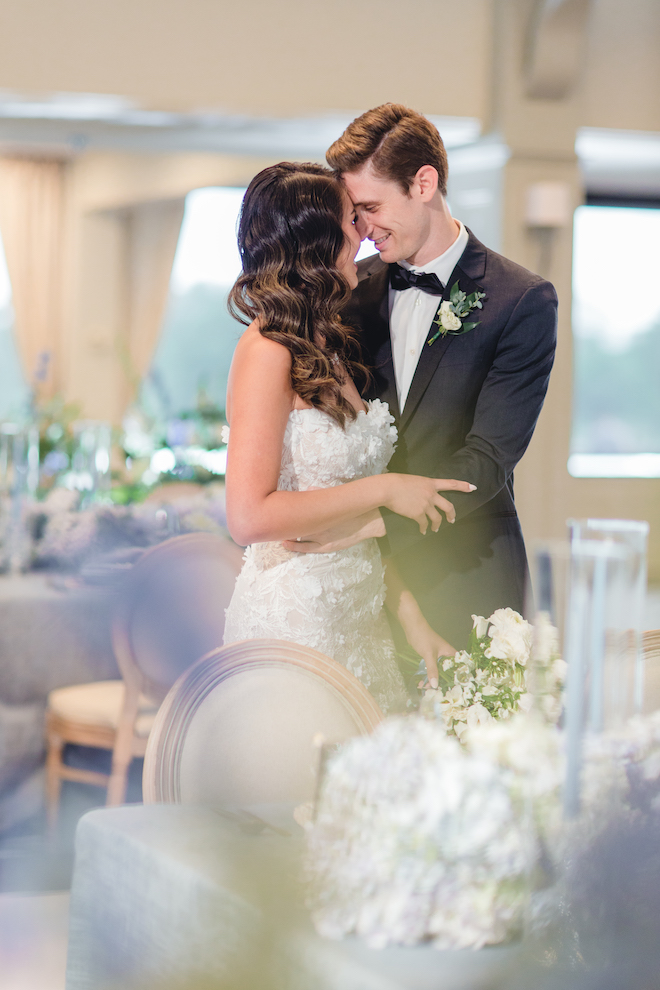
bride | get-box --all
[222,162,474,712]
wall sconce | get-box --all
[526,181,572,227]
[525,181,572,277]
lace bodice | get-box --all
[223,397,407,713]
[277,398,397,492]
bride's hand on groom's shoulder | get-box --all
[282,509,386,554]
[383,475,476,534]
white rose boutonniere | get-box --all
[428,280,486,346]
[437,300,462,332]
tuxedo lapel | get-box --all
[400,321,453,430]
[357,263,400,421]
[400,232,487,431]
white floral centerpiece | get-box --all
[30,485,229,571]
[305,714,563,950]
[304,614,660,957]
[419,609,566,738]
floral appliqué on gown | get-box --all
[223,398,408,713]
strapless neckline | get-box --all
[289,403,369,419]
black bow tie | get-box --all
[389,264,444,295]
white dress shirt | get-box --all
[389,220,469,411]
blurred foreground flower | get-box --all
[29,486,228,571]
[305,715,557,950]
[306,704,660,959]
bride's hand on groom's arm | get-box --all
[283,475,476,552]
[282,509,386,553]
[383,475,477,534]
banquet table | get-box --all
[66,803,523,990]
[0,573,118,831]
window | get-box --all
[569,202,660,478]
[140,187,247,422]
[0,232,29,420]
[141,185,378,424]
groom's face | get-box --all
[342,164,431,266]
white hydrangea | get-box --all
[306,709,660,953]
[305,717,535,950]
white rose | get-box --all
[439,300,462,332]
[466,703,494,730]
[485,608,533,665]
[454,664,473,685]
[453,720,469,741]
[439,684,467,728]
[472,614,489,639]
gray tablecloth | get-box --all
[0,574,118,831]
[66,804,522,990]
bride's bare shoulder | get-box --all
[233,321,292,371]
[227,322,294,420]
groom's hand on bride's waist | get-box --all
[283,509,386,554]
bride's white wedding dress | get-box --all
[223,398,408,713]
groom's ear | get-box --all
[414,165,439,202]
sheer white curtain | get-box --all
[0,159,185,414]
[122,197,186,407]
[0,157,65,401]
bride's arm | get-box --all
[225,330,471,546]
[384,561,456,689]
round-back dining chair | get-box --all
[143,639,384,808]
[45,532,244,824]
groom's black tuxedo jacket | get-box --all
[345,230,558,649]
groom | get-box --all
[296,104,557,650]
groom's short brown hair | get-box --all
[327,103,449,197]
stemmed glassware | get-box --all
[0,422,40,571]
[68,421,112,503]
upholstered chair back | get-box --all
[143,639,383,807]
[112,533,244,705]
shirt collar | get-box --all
[399,220,468,286]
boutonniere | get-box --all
[427,281,486,346]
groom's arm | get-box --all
[381,278,558,556]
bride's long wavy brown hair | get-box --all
[228,162,370,428]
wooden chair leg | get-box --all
[45,729,65,835]
[106,716,138,807]
[106,756,132,806]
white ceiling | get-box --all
[0,92,481,158]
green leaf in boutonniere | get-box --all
[427,281,486,346]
